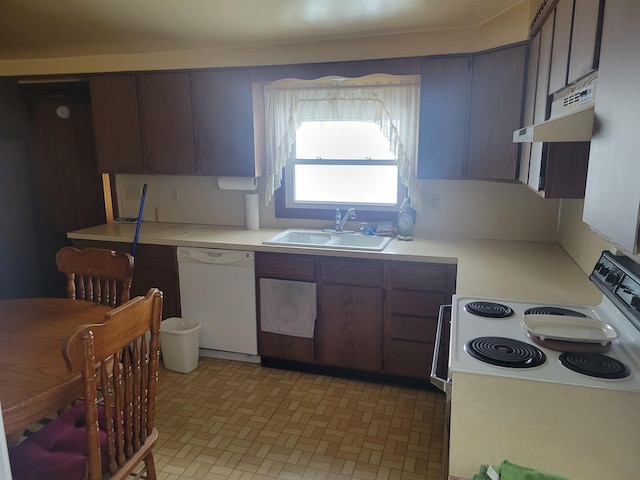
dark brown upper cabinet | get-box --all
[136,72,197,174]
[417,56,472,180]
[417,43,526,182]
[191,69,257,177]
[548,0,573,94]
[90,72,196,174]
[567,0,604,85]
[538,0,605,95]
[90,75,144,174]
[467,44,526,181]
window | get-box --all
[263,75,422,220]
[287,121,400,210]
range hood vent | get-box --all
[513,85,595,143]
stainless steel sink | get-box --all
[264,229,392,251]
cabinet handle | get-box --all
[430,304,452,394]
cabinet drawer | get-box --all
[384,340,433,379]
[319,258,384,287]
[255,252,315,281]
[388,314,437,343]
[389,262,449,291]
[388,290,445,317]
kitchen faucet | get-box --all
[335,208,356,232]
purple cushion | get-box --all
[9,403,110,480]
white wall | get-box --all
[117,174,561,242]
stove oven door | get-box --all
[430,304,452,478]
[430,304,452,393]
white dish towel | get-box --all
[259,278,317,338]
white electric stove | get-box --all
[435,251,640,479]
[447,251,640,393]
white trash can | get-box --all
[160,317,202,373]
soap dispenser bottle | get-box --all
[397,197,414,241]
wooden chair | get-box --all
[9,288,163,480]
[56,246,134,308]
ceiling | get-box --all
[1,0,526,61]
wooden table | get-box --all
[0,298,109,438]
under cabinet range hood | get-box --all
[513,85,595,143]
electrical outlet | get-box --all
[170,186,179,202]
[125,185,142,201]
[424,193,440,210]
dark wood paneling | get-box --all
[467,44,527,180]
[89,75,144,173]
[0,79,43,299]
[191,69,256,176]
[417,56,471,179]
[137,72,197,174]
[28,94,105,297]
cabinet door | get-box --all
[567,0,604,85]
[318,284,383,371]
[317,257,384,371]
[137,73,197,174]
[192,69,256,176]
[467,44,526,180]
[548,0,574,94]
[417,56,471,179]
[528,17,554,192]
[519,35,540,185]
[255,252,315,362]
[89,75,144,173]
[583,0,640,254]
[538,142,590,198]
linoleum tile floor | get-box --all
[155,357,446,480]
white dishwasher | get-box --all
[177,247,258,358]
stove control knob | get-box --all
[600,266,610,276]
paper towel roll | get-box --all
[245,193,259,230]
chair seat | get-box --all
[9,403,109,480]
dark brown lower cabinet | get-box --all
[318,284,383,371]
[255,252,316,363]
[71,240,181,319]
[255,251,457,381]
[384,262,457,379]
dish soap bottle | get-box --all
[397,196,414,241]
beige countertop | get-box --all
[69,222,602,306]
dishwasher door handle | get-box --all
[177,247,253,266]
[430,304,452,394]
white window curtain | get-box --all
[263,74,423,212]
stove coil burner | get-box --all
[465,301,514,318]
[465,336,546,368]
[559,352,631,379]
[524,306,587,317]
